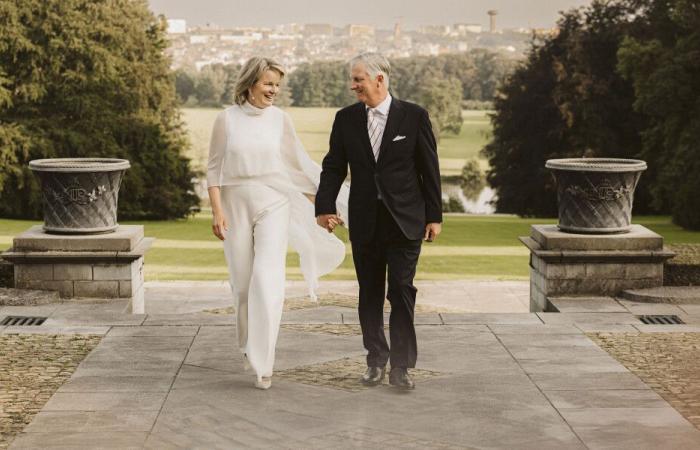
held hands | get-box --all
[424,223,441,242]
[212,212,228,241]
[316,214,344,233]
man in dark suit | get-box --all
[315,52,442,390]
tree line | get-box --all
[175,51,514,136]
[483,0,700,229]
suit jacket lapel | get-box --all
[353,103,376,167]
[376,98,405,167]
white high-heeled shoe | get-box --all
[243,353,251,372]
[254,376,272,390]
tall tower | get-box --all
[394,17,402,41]
[488,10,498,33]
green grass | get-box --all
[180,107,492,176]
[3,215,699,281]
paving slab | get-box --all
[558,407,700,449]
[538,312,640,325]
[42,392,167,411]
[440,313,543,325]
[56,374,176,393]
[678,304,700,315]
[529,371,650,391]
[106,325,199,337]
[23,410,160,433]
[1,326,109,335]
[44,313,146,327]
[617,299,687,315]
[0,304,60,317]
[574,323,640,333]
[9,432,149,449]
[142,313,235,326]
[489,324,582,335]
[544,389,669,409]
[548,296,628,313]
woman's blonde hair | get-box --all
[233,57,286,105]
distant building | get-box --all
[421,25,450,36]
[454,23,482,34]
[303,23,333,36]
[276,23,303,34]
[189,35,210,44]
[347,24,375,38]
[167,19,187,34]
[219,34,260,44]
[268,33,297,41]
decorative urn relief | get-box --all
[545,158,647,234]
[29,158,131,234]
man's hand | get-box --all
[424,223,441,242]
[317,214,343,233]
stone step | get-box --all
[546,296,627,313]
[621,286,700,304]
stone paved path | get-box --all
[1,282,700,449]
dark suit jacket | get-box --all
[315,98,442,243]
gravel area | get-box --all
[0,334,102,449]
[590,332,700,429]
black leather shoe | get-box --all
[360,366,386,386]
[389,367,415,390]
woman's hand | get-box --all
[212,212,228,240]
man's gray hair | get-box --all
[349,52,391,88]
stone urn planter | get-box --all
[545,158,647,234]
[29,158,130,234]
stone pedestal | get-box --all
[1,225,154,313]
[520,225,675,312]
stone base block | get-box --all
[522,225,675,312]
[2,226,152,308]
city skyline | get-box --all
[147,0,593,31]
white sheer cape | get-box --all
[280,112,349,300]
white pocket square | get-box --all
[392,135,406,142]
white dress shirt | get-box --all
[366,93,392,161]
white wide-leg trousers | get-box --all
[220,184,289,379]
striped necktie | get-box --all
[367,108,384,161]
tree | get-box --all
[174,69,195,103]
[482,0,655,217]
[284,51,514,113]
[0,0,199,219]
[414,74,463,137]
[618,0,700,229]
[194,64,227,106]
[460,159,485,199]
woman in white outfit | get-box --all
[206,57,347,390]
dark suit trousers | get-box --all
[351,201,422,369]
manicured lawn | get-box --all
[2,215,699,282]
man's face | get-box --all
[350,63,383,107]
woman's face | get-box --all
[248,69,281,108]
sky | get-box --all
[147,0,593,30]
